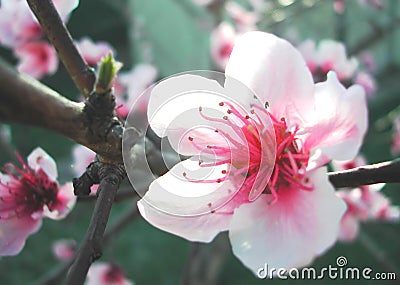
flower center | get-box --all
[184,101,311,204]
[0,157,58,219]
[103,264,126,283]
[267,115,312,197]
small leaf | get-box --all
[96,52,123,93]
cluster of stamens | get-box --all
[182,101,311,204]
[0,155,58,219]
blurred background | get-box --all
[0,0,399,284]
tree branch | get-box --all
[328,159,400,188]
[26,0,95,98]
[65,163,125,285]
[0,60,122,162]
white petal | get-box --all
[138,199,231,242]
[141,158,243,216]
[225,31,315,125]
[229,167,346,274]
[148,73,254,137]
[27,147,58,181]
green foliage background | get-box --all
[0,0,399,284]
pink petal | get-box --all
[317,40,358,80]
[304,72,368,160]
[225,31,315,126]
[75,37,115,66]
[72,144,96,177]
[0,216,42,256]
[52,239,76,261]
[297,39,318,74]
[338,214,360,242]
[229,167,346,273]
[86,262,134,285]
[0,1,42,47]
[27,147,58,181]
[118,63,158,113]
[210,22,236,70]
[43,182,76,220]
[14,41,58,79]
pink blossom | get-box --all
[138,32,368,273]
[298,39,358,81]
[392,117,400,156]
[0,0,79,48]
[332,157,400,242]
[333,0,346,14]
[0,0,42,48]
[210,22,237,71]
[225,1,258,32]
[72,145,96,177]
[86,262,134,285]
[14,41,59,79]
[0,148,76,256]
[75,37,116,67]
[52,239,76,261]
[116,64,158,118]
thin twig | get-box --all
[33,198,138,285]
[328,159,400,188]
[65,164,125,285]
[26,0,95,98]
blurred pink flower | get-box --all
[333,0,383,13]
[0,0,78,79]
[210,22,237,71]
[225,1,258,32]
[86,262,134,285]
[139,32,368,273]
[75,37,116,67]
[52,239,76,261]
[298,39,358,81]
[354,71,377,98]
[0,0,78,48]
[14,41,58,79]
[116,64,158,118]
[0,148,76,256]
[391,117,400,156]
[333,157,400,242]
[0,0,42,47]
[333,0,346,14]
